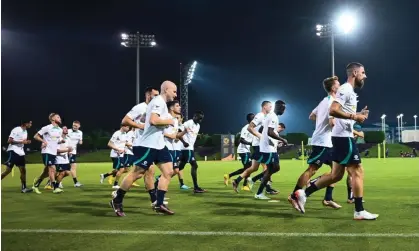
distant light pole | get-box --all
[180,61,198,120]
[381,114,386,132]
[414,115,418,141]
[315,13,356,76]
[120,32,157,104]
[397,115,401,142]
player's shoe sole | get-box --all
[109,200,126,217]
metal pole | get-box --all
[415,117,417,141]
[331,33,335,76]
[401,116,403,142]
[136,32,140,104]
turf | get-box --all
[2,158,419,251]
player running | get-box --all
[294,62,378,220]
[178,111,206,193]
[110,81,178,216]
[32,113,64,194]
[224,113,255,191]
[99,125,130,189]
[173,114,190,189]
[55,126,74,187]
[288,76,342,211]
[1,120,33,193]
[253,100,287,199]
[67,121,83,187]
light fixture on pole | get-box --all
[315,13,356,76]
[381,114,386,132]
[180,61,198,120]
[120,32,157,104]
[397,115,401,142]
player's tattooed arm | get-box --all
[267,127,287,145]
[330,102,366,123]
[164,133,177,140]
[247,122,262,139]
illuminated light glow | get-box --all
[337,13,356,34]
[381,114,386,119]
[150,41,156,46]
[316,32,321,36]
[121,42,128,47]
[121,33,128,40]
[316,24,323,31]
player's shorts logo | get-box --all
[316,160,321,165]
[143,161,148,165]
[48,161,52,164]
[354,155,359,160]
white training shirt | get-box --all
[67,129,83,154]
[173,124,184,151]
[237,124,254,154]
[259,112,279,153]
[56,139,70,165]
[7,127,28,156]
[164,114,179,151]
[139,95,170,150]
[125,102,148,146]
[125,130,135,155]
[332,83,358,138]
[310,96,334,148]
[37,124,63,155]
[181,119,200,151]
[250,112,266,147]
[109,130,127,158]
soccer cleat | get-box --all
[246,177,255,191]
[112,185,120,189]
[131,182,140,187]
[180,184,189,190]
[109,200,126,217]
[99,174,105,184]
[21,188,33,193]
[232,180,239,193]
[241,185,251,191]
[153,204,175,215]
[322,200,342,209]
[294,189,307,214]
[254,193,271,200]
[59,183,64,189]
[44,185,53,190]
[53,188,63,194]
[108,176,115,185]
[74,182,83,187]
[32,186,42,194]
[223,174,229,186]
[266,187,279,195]
[193,187,207,193]
[353,210,379,220]
[288,195,301,212]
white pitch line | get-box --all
[2,229,419,238]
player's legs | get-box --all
[17,165,32,193]
[255,153,280,199]
[153,147,175,214]
[69,155,82,187]
[1,151,14,180]
[1,166,12,180]
[113,166,126,188]
[346,173,353,203]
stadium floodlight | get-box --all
[119,32,157,104]
[315,12,357,76]
[381,114,386,133]
[180,61,198,120]
[397,115,401,142]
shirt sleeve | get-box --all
[37,126,48,136]
[150,99,164,116]
[9,128,18,138]
[80,131,83,141]
[110,132,119,144]
[240,127,247,138]
[311,105,319,115]
[126,104,144,120]
[267,114,278,129]
[328,97,335,119]
[251,113,263,127]
[335,86,350,106]
[183,120,191,129]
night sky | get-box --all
[2,0,419,138]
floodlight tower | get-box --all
[120,32,157,104]
[315,13,356,76]
[180,61,197,120]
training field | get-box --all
[2,158,419,251]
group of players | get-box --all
[226,62,378,220]
[1,117,84,194]
[2,62,378,220]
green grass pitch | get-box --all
[2,158,419,251]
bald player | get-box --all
[111,81,178,216]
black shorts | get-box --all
[69,155,77,164]
[307,146,332,167]
[132,146,172,169]
[169,150,179,168]
[123,154,135,167]
[42,154,57,167]
[111,157,124,170]
[175,150,181,162]
[251,146,262,162]
[259,152,279,165]
[331,137,361,165]
[56,164,71,172]
[239,152,251,165]
[4,151,25,168]
[180,150,196,163]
